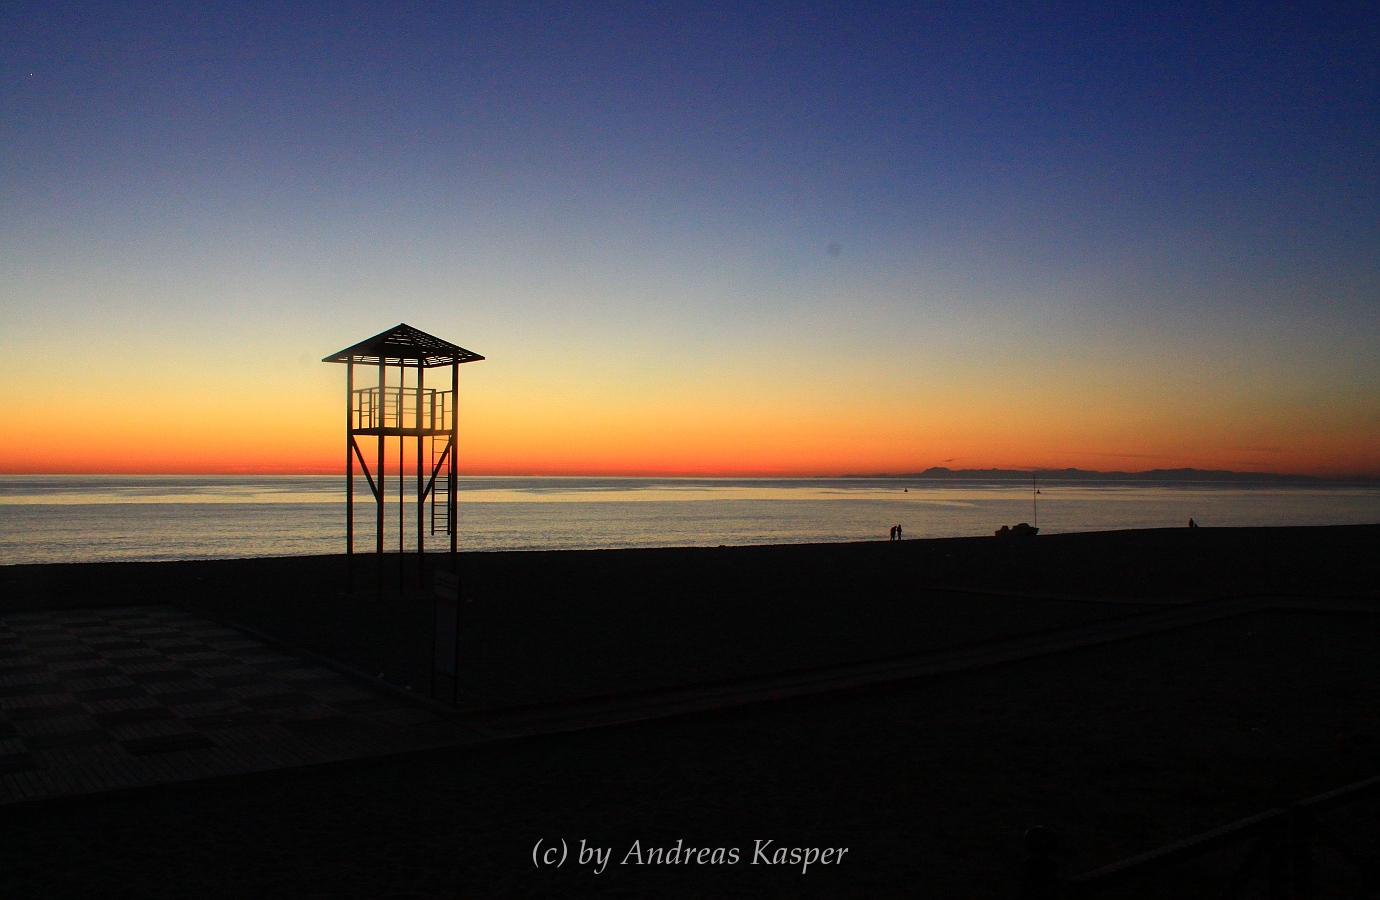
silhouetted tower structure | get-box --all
[323,325,484,596]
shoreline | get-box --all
[6,522,1377,589]
[7,478,1380,569]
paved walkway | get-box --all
[0,606,487,805]
[2,595,1372,806]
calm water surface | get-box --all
[2,476,1378,565]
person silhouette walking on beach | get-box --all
[1188,518,1198,528]
[896,524,903,540]
[889,525,897,541]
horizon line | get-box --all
[3,466,1380,482]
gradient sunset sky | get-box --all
[2,1,1377,476]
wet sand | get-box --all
[2,525,1378,897]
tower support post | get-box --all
[450,360,459,564]
[346,362,355,592]
[376,360,386,600]
[416,363,426,587]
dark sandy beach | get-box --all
[2,525,1378,897]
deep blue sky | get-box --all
[2,1,1378,473]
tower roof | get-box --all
[322,324,485,368]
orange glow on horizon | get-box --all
[4,429,1377,479]
[2,326,1377,479]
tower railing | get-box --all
[351,387,452,432]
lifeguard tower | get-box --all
[323,324,484,596]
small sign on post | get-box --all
[432,570,461,704]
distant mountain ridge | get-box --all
[848,467,1377,483]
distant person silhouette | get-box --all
[889,525,897,541]
[1188,518,1198,528]
[896,524,903,540]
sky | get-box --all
[2,1,1378,476]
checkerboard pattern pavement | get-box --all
[0,606,481,805]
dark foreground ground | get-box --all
[2,525,1378,897]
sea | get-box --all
[1,475,1379,566]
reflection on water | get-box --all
[1,475,1378,565]
[0,476,343,505]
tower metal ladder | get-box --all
[429,436,453,536]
